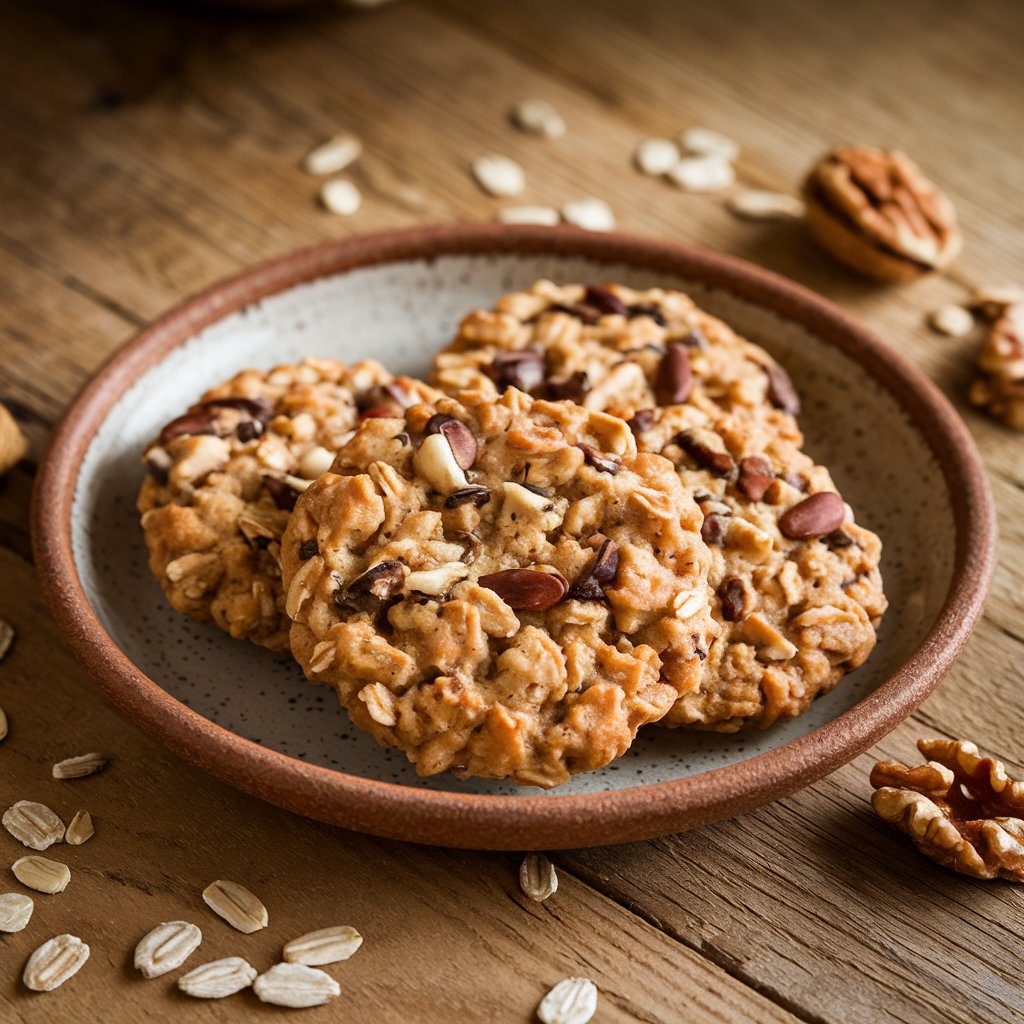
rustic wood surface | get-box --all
[0,0,1021,1020]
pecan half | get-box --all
[736,456,774,502]
[628,409,657,435]
[804,146,961,282]
[718,577,748,622]
[263,476,300,511]
[870,738,1024,882]
[763,363,801,416]
[676,430,735,477]
[478,568,568,611]
[969,303,1024,430]
[655,342,693,405]
[486,349,546,393]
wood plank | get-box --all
[0,546,795,1023]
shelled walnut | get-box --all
[969,303,1024,429]
[803,146,961,282]
[870,738,1024,881]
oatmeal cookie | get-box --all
[138,358,438,651]
[280,387,717,787]
[630,403,886,730]
[430,280,803,440]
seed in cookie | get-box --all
[478,568,569,611]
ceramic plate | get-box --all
[33,225,995,849]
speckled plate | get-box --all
[32,225,995,849]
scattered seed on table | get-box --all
[202,879,268,933]
[472,154,526,197]
[510,98,565,139]
[497,206,561,226]
[52,753,108,780]
[12,855,71,894]
[520,852,558,901]
[928,304,975,337]
[22,934,89,992]
[680,126,739,161]
[178,957,258,999]
[634,138,679,176]
[303,133,362,175]
[561,197,615,231]
[283,925,363,966]
[3,801,65,850]
[0,619,13,662]
[0,892,34,933]
[537,977,599,1024]
[727,189,806,221]
[65,811,94,846]
[667,155,735,192]
[134,920,203,978]
[319,178,362,216]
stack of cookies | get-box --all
[138,281,886,788]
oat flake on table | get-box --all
[510,98,566,139]
[537,977,599,1024]
[12,855,71,894]
[497,205,561,226]
[22,934,90,992]
[634,137,680,176]
[283,925,363,966]
[303,132,363,176]
[472,154,526,197]
[0,619,14,662]
[667,155,736,192]
[320,178,362,216]
[52,752,108,780]
[178,957,258,999]
[561,197,615,231]
[202,879,268,933]
[3,800,65,850]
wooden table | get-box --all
[1,1,1022,1020]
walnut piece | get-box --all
[870,738,1024,881]
[969,303,1024,429]
[804,146,961,282]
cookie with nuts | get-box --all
[138,359,439,650]
[630,403,886,731]
[430,281,804,439]
[280,387,717,787]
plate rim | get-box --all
[31,223,996,850]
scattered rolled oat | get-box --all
[0,404,27,476]
[928,304,974,338]
[12,855,71,894]
[519,852,558,902]
[472,154,526,197]
[202,879,268,934]
[303,133,363,176]
[871,738,1024,881]
[23,934,89,992]
[134,921,203,978]
[727,189,806,221]
[178,957,258,999]
[510,99,566,139]
[0,892,34,933]
[680,126,740,162]
[65,811,94,846]
[52,752,108,780]
[283,925,363,966]
[319,178,362,216]
[667,155,735,192]
[497,205,561,226]
[253,963,341,1008]
[537,977,599,1024]
[561,197,615,232]
[3,801,65,850]
[634,138,679,176]
[0,619,14,662]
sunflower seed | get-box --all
[537,977,599,1024]
[0,705,7,742]
[634,138,679,176]
[65,811,94,846]
[680,126,739,161]
[178,957,258,999]
[202,880,268,934]
[283,925,364,966]
[3,801,65,850]
[12,855,71,894]
[727,189,806,221]
[253,963,341,1008]
[303,133,363,176]
[0,619,13,661]
[134,921,203,978]
[472,154,526,197]
[928,304,974,338]
[510,98,565,139]
[23,934,89,992]
[561,197,615,232]
[667,155,735,192]
[519,853,558,901]
[0,892,34,932]
[319,178,362,216]
[53,753,108,780]
[497,205,561,226]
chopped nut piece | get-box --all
[871,738,1024,881]
[928,304,974,338]
[510,98,566,139]
[202,880,268,934]
[497,206,561,226]
[52,752,108,780]
[634,138,679,176]
[804,146,961,281]
[253,963,340,1008]
[0,403,27,476]
[472,154,526,197]
[23,934,89,992]
[520,852,558,901]
[655,342,693,405]
[12,855,71,894]
[969,303,1024,429]
[667,155,735,192]
[537,977,599,1024]
[134,921,203,978]
[414,433,470,494]
[405,563,470,595]
[283,925,363,966]
[727,189,805,221]
[319,178,362,216]
[298,445,335,479]
[65,811,94,846]
[561,197,615,232]
[680,126,739,161]
[0,892,34,933]
[742,613,797,661]
[303,133,362,175]
[178,957,257,999]
[3,801,65,850]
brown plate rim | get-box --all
[31,223,996,850]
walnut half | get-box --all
[870,738,1024,881]
[969,303,1024,430]
[804,146,961,282]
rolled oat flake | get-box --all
[510,98,566,139]
[472,154,526,197]
[303,132,362,176]
[52,752,108,780]
[253,962,341,1008]
[537,977,599,1024]
[134,920,203,978]
[0,892,34,933]
[283,924,364,966]
[3,800,65,850]
[320,178,362,216]
[561,197,615,232]
[23,934,90,992]
[178,956,258,999]
[202,879,268,933]
[519,852,558,901]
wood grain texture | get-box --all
[0,0,1022,1020]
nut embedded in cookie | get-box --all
[280,387,718,787]
[870,738,1024,882]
